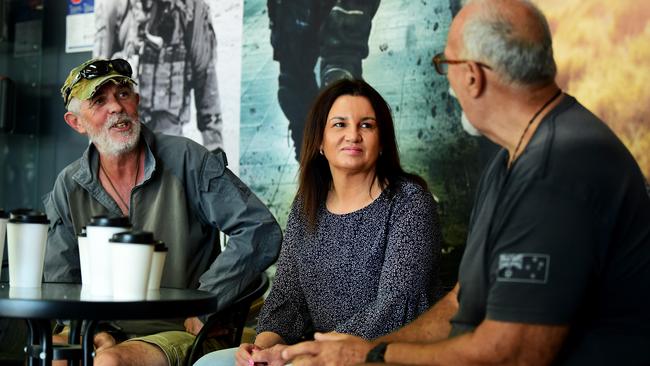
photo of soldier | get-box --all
[94,0,224,152]
[267,0,380,160]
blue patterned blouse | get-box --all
[257,179,442,343]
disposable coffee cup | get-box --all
[0,209,8,277]
[146,290,161,300]
[9,286,42,299]
[7,210,50,288]
[86,216,131,298]
[6,208,34,283]
[77,227,92,287]
[147,241,168,290]
[9,208,33,219]
[110,231,155,301]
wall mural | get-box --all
[537,0,650,178]
[93,0,244,171]
[239,0,481,262]
[239,0,650,268]
[78,0,650,280]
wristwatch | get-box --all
[365,342,389,363]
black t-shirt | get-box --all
[451,95,650,365]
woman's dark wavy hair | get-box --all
[297,78,428,230]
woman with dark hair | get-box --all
[195,79,441,366]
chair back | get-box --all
[185,273,270,364]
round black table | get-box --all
[0,283,220,366]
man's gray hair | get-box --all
[461,0,557,85]
[67,97,82,114]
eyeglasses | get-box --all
[63,59,133,106]
[431,52,492,75]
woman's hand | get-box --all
[238,331,287,365]
[236,343,289,366]
[251,344,287,366]
[252,344,289,366]
[235,343,262,366]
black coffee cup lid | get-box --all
[154,241,168,252]
[88,215,131,228]
[8,210,50,224]
[78,226,87,237]
[109,231,156,245]
[0,209,7,219]
[9,208,33,219]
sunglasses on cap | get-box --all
[63,59,133,107]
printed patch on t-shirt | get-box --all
[497,253,549,284]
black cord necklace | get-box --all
[509,89,562,168]
[99,149,141,212]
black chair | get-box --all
[185,273,270,365]
[0,318,27,365]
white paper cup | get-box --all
[147,241,168,290]
[3,209,30,279]
[146,290,161,300]
[110,231,155,301]
[7,211,49,288]
[80,285,93,300]
[86,216,131,298]
[77,227,91,286]
[0,210,8,274]
[9,286,42,299]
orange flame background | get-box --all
[534,0,650,178]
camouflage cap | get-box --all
[61,58,137,107]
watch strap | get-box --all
[365,342,389,363]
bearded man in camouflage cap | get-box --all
[43,58,281,366]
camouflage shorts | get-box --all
[129,331,227,366]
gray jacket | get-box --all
[43,125,281,332]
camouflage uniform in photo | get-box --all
[267,0,380,159]
[94,0,223,151]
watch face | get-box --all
[366,342,388,362]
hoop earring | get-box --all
[319,149,324,155]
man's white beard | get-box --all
[460,111,482,137]
[85,113,141,156]
[449,87,482,137]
